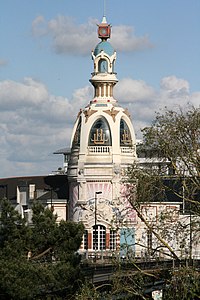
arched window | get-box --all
[93,225,106,250]
[120,119,132,146]
[72,117,81,147]
[98,59,108,73]
[89,118,112,146]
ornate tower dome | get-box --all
[94,40,114,56]
[90,16,118,105]
[67,16,137,255]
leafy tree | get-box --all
[0,198,30,259]
[112,106,200,299]
[78,106,200,300]
[140,105,199,211]
[125,106,200,260]
[164,267,200,300]
[0,199,84,299]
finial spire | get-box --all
[101,15,107,24]
[103,0,106,17]
[101,0,107,24]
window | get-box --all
[89,118,111,146]
[17,184,28,205]
[120,119,132,146]
[147,230,153,255]
[110,230,116,250]
[120,228,135,258]
[29,184,35,199]
[83,230,88,250]
[98,59,108,73]
[93,225,106,250]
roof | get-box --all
[94,41,114,57]
[0,175,69,203]
[53,147,71,155]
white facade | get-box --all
[135,142,200,260]
[67,17,137,254]
[65,16,200,260]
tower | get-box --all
[67,16,137,254]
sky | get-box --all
[0,0,200,178]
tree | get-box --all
[0,198,30,259]
[142,105,199,208]
[0,199,84,299]
[76,106,200,299]
[125,106,200,260]
[164,266,200,300]
[111,105,200,300]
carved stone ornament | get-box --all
[84,108,97,122]
[84,199,114,223]
[103,107,119,122]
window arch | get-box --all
[98,59,108,73]
[93,225,106,250]
[89,117,112,146]
[120,119,132,146]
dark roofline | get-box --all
[53,147,71,155]
[0,174,69,203]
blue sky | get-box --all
[0,0,199,178]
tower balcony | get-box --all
[88,146,111,154]
[87,146,136,155]
[120,146,135,154]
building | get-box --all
[0,175,68,223]
[54,15,200,259]
[64,16,137,256]
[1,14,199,261]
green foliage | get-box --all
[75,282,101,300]
[0,198,30,259]
[164,267,200,300]
[126,164,165,207]
[141,106,200,205]
[142,106,200,163]
[75,269,157,300]
[126,106,200,259]
[0,199,85,299]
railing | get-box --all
[121,147,135,154]
[88,146,111,154]
[88,146,135,154]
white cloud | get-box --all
[32,15,98,55]
[190,92,200,107]
[112,25,153,52]
[71,85,93,110]
[0,78,49,110]
[0,77,86,177]
[115,78,155,103]
[115,75,199,137]
[160,76,190,98]
[32,15,47,37]
[31,15,152,55]
[0,75,199,177]
[158,76,194,111]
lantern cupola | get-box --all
[90,16,118,105]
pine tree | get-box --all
[0,199,84,299]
